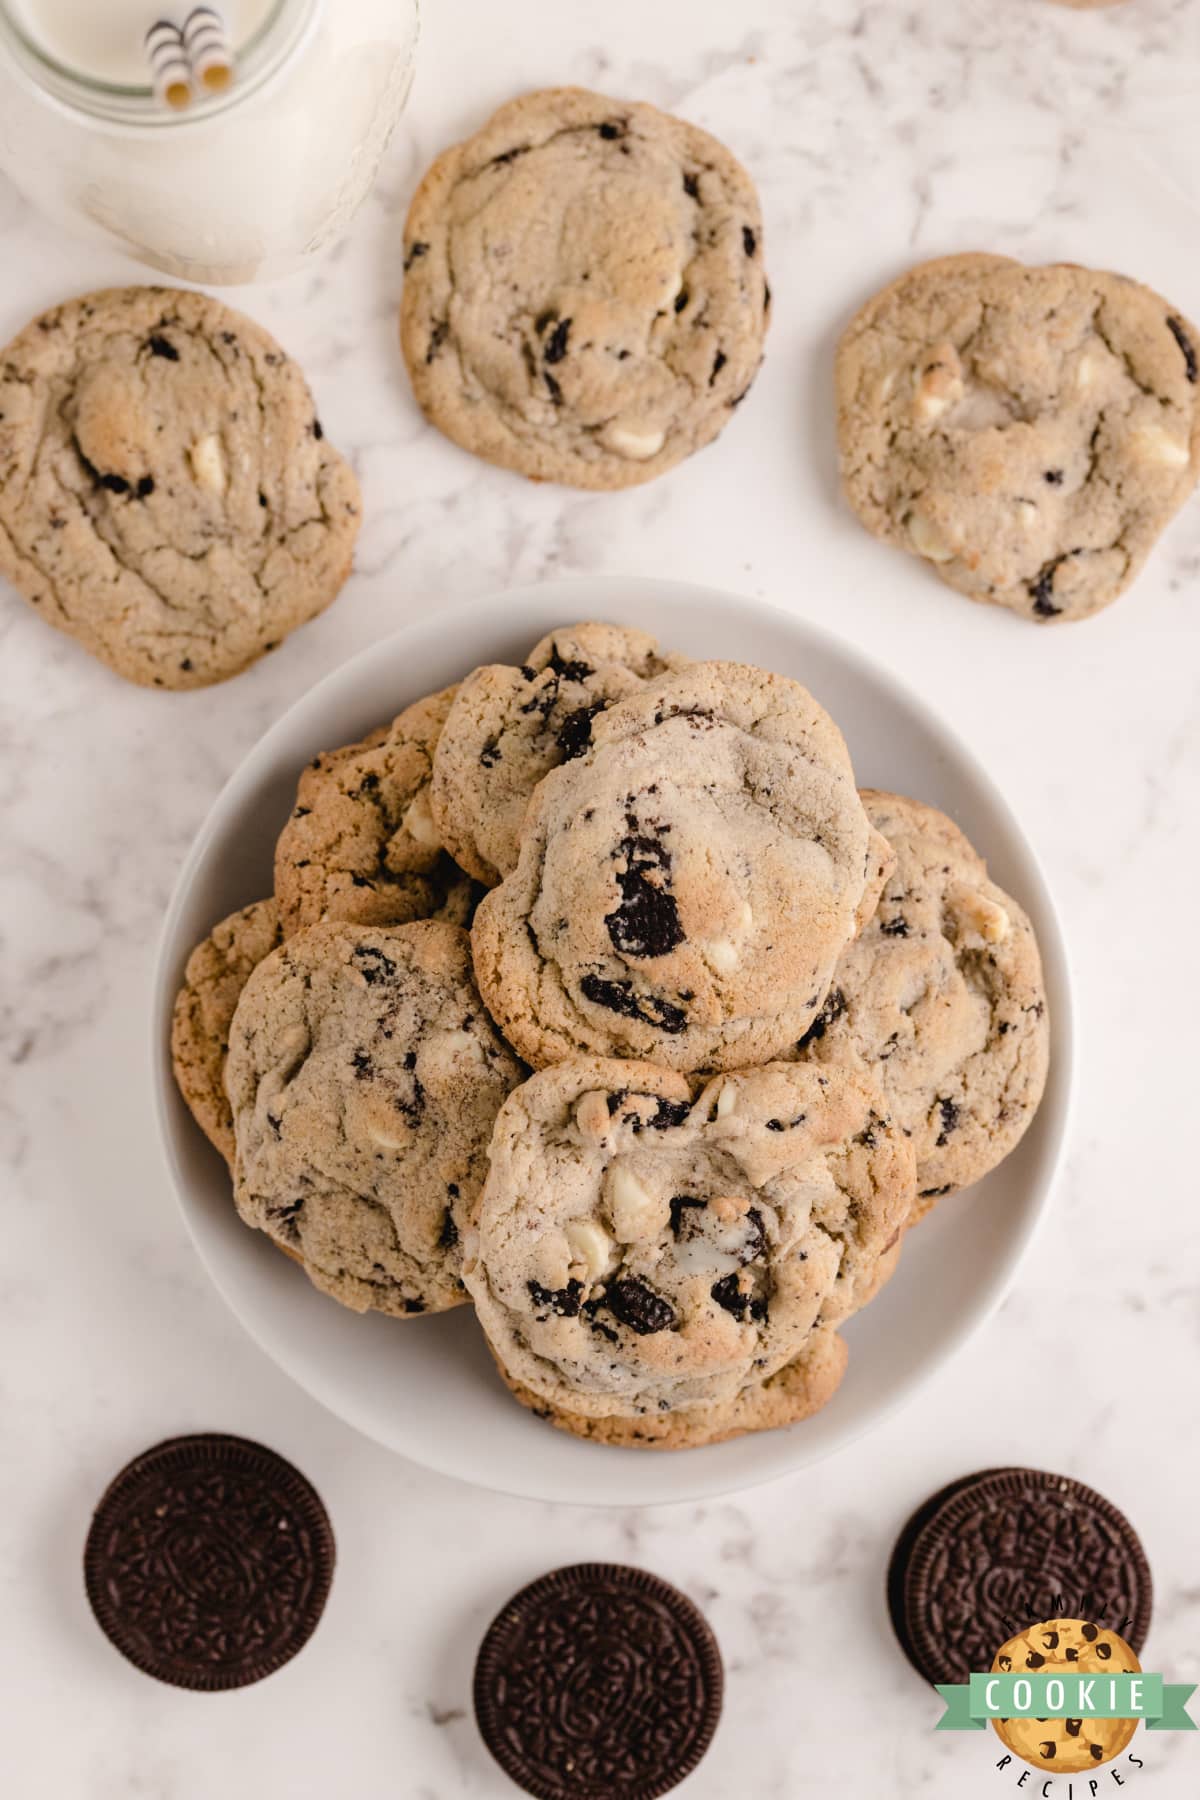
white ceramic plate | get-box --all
[153,578,1072,1506]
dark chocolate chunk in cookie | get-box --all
[579,973,688,1033]
[1167,314,1198,384]
[84,1433,334,1690]
[473,1563,723,1799]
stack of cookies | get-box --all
[172,620,1051,1451]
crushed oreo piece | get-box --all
[605,834,684,959]
[603,1277,676,1335]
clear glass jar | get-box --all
[0,0,419,283]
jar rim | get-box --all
[0,0,317,126]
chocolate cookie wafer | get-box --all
[888,1467,1152,1687]
[84,1433,334,1689]
[474,1563,723,1799]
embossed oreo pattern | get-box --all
[474,1563,723,1799]
[902,1469,1151,1687]
[84,1433,334,1689]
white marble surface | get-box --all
[2,1,1200,1795]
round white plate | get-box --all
[153,578,1072,1506]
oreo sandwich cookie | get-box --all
[887,1467,1152,1687]
[84,1433,335,1689]
[474,1563,723,1800]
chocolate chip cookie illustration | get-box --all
[274,686,480,937]
[430,622,687,885]
[463,1056,914,1446]
[170,897,283,1166]
[836,254,1200,620]
[400,87,770,489]
[0,287,361,686]
[471,661,892,1073]
[991,1619,1141,1772]
[793,790,1049,1203]
[225,920,524,1317]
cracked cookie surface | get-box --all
[836,254,1200,621]
[170,898,283,1167]
[794,790,1050,1204]
[471,661,891,1073]
[463,1057,914,1443]
[225,920,524,1318]
[430,622,687,885]
[274,685,480,937]
[400,86,770,490]
[0,287,361,687]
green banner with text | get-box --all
[935,1673,1197,1733]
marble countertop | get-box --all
[3,1,1199,1795]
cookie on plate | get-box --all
[463,1057,914,1446]
[836,254,1200,621]
[471,661,893,1073]
[274,686,480,937]
[430,622,687,885]
[400,87,770,489]
[170,898,283,1166]
[0,287,360,687]
[226,920,524,1317]
[795,791,1049,1206]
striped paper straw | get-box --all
[182,5,234,92]
[144,19,191,109]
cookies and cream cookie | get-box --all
[836,254,1200,621]
[794,791,1049,1204]
[471,661,892,1073]
[0,287,361,687]
[496,1323,849,1449]
[226,921,524,1318]
[430,622,687,885]
[463,1057,915,1443]
[274,686,479,938]
[400,87,770,489]
[170,898,283,1166]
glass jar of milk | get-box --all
[0,0,419,282]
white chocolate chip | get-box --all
[602,424,666,461]
[908,512,956,564]
[1131,422,1190,469]
[911,342,964,423]
[565,1218,614,1282]
[424,1028,484,1072]
[366,1120,410,1150]
[605,1161,665,1241]
[706,937,739,973]
[402,784,440,848]
[948,881,1011,945]
[574,1090,611,1143]
[189,433,227,494]
[1074,348,1103,395]
[675,1238,740,1277]
[716,1082,738,1118]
